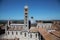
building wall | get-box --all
[0,31,39,40]
[28,32,39,40]
[8,24,24,30]
[10,24,24,27]
[37,23,52,30]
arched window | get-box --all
[8,31,9,35]
[20,32,22,35]
[25,33,26,37]
[16,32,18,35]
[26,25,27,27]
[42,25,43,28]
[12,31,13,35]
[25,13,27,15]
[30,34,32,38]
[36,34,37,38]
[38,26,39,28]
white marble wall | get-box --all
[37,23,52,30]
[1,31,39,40]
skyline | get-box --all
[0,0,60,20]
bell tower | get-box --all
[24,5,29,30]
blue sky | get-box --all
[0,0,60,20]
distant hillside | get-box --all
[0,20,24,24]
[0,20,7,24]
[0,20,60,24]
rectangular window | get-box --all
[25,9,27,11]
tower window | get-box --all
[25,21,27,24]
[25,18,27,20]
[25,13,27,14]
[25,9,27,11]
[25,16,27,18]
[26,25,27,27]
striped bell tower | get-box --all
[24,5,29,31]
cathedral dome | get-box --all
[30,17,36,24]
